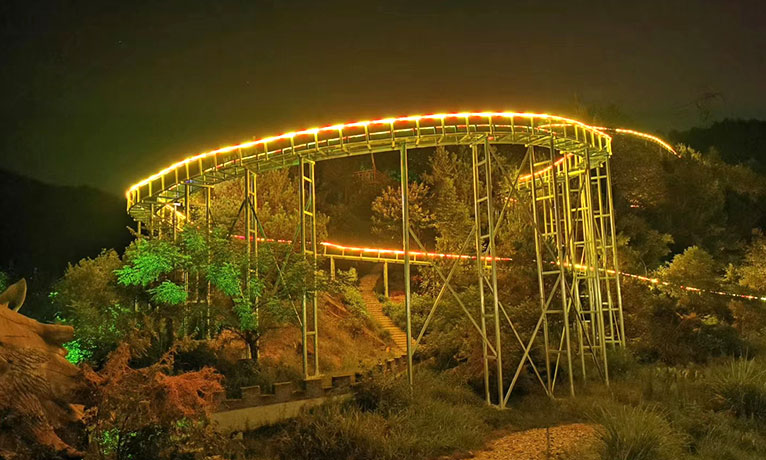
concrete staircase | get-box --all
[359,272,410,356]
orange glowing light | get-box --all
[126,111,613,198]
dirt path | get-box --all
[359,272,410,355]
[465,423,598,460]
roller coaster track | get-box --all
[125,111,687,408]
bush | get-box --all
[607,347,639,378]
[711,358,766,419]
[342,285,368,318]
[83,344,231,460]
[217,358,303,398]
[277,370,508,460]
[593,405,685,460]
[353,373,413,414]
[276,403,392,460]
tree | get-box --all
[371,182,434,242]
[421,146,473,253]
[83,344,229,460]
[54,250,137,364]
[655,246,731,322]
[738,230,766,293]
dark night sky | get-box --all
[1,0,764,195]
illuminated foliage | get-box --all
[54,250,138,364]
[148,280,187,305]
[738,231,766,293]
[83,344,230,459]
[116,239,187,287]
[63,339,92,365]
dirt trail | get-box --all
[465,423,598,460]
[359,272,411,355]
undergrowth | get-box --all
[272,370,514,460]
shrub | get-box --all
[342,285,368,318]
[278,370,507,460]
[711,358,766,419]
[276,403,391,460]
[353,373,413,414]
[593,405,685,460]
[607,347,639,378]
[83,344,231,460]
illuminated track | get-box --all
[125,112,613,222]
[234,236,766,303]
[320,240,765,302]
[125,109,691,406]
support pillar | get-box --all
[383,261,389,299]
[300,158,319,378]
[472,139,504,407]
[400,144,414,387]
[205,186,212,339]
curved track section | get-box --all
[126,112,612,223]
[124,110,681,406]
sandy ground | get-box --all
[465,423,598,460]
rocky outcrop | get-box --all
[0,279,84,459]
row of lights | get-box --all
[227,236,766,303]
[126,110,653,198]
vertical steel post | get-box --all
[309,162,319,376]
[205,186,211,339]
[149,203,156,238]
[562,155,587,383]
[400,143,414,387]
[472,143,491,404]
[300,158,319,378]
[183,185,190,337]
[584,149,609,385]
[550,138,575,397]
[299,161,308,377]
[484,138,504,408]
[605,158,626,346]
[383,261,389,299]
[528,146,552,394]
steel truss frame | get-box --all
[130,113,626,404]
[400,137,624,407]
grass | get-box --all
[710,358,766,419]
[271,370,514,460]
[592,405,685,460]
[240,356,766,460]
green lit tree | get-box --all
[54,250,136,365]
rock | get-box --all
[0,279,85,459]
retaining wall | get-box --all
[212,354,408,431]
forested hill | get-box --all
[670,119,766,173]
[0,168,132,287]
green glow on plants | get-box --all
[63,339,92,365]
[148,280,188,305]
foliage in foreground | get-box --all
[82,344,234,460]
[273,370,512,460]
[711,358,766,419]
[563,356,766,460]
[593,405,684,460]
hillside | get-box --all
[0,169,132,319]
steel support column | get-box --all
[300,158,319,378]
[472,139,504,407]
[400,144,414,387]
[244,169,259,359]
[205,186,212,339]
